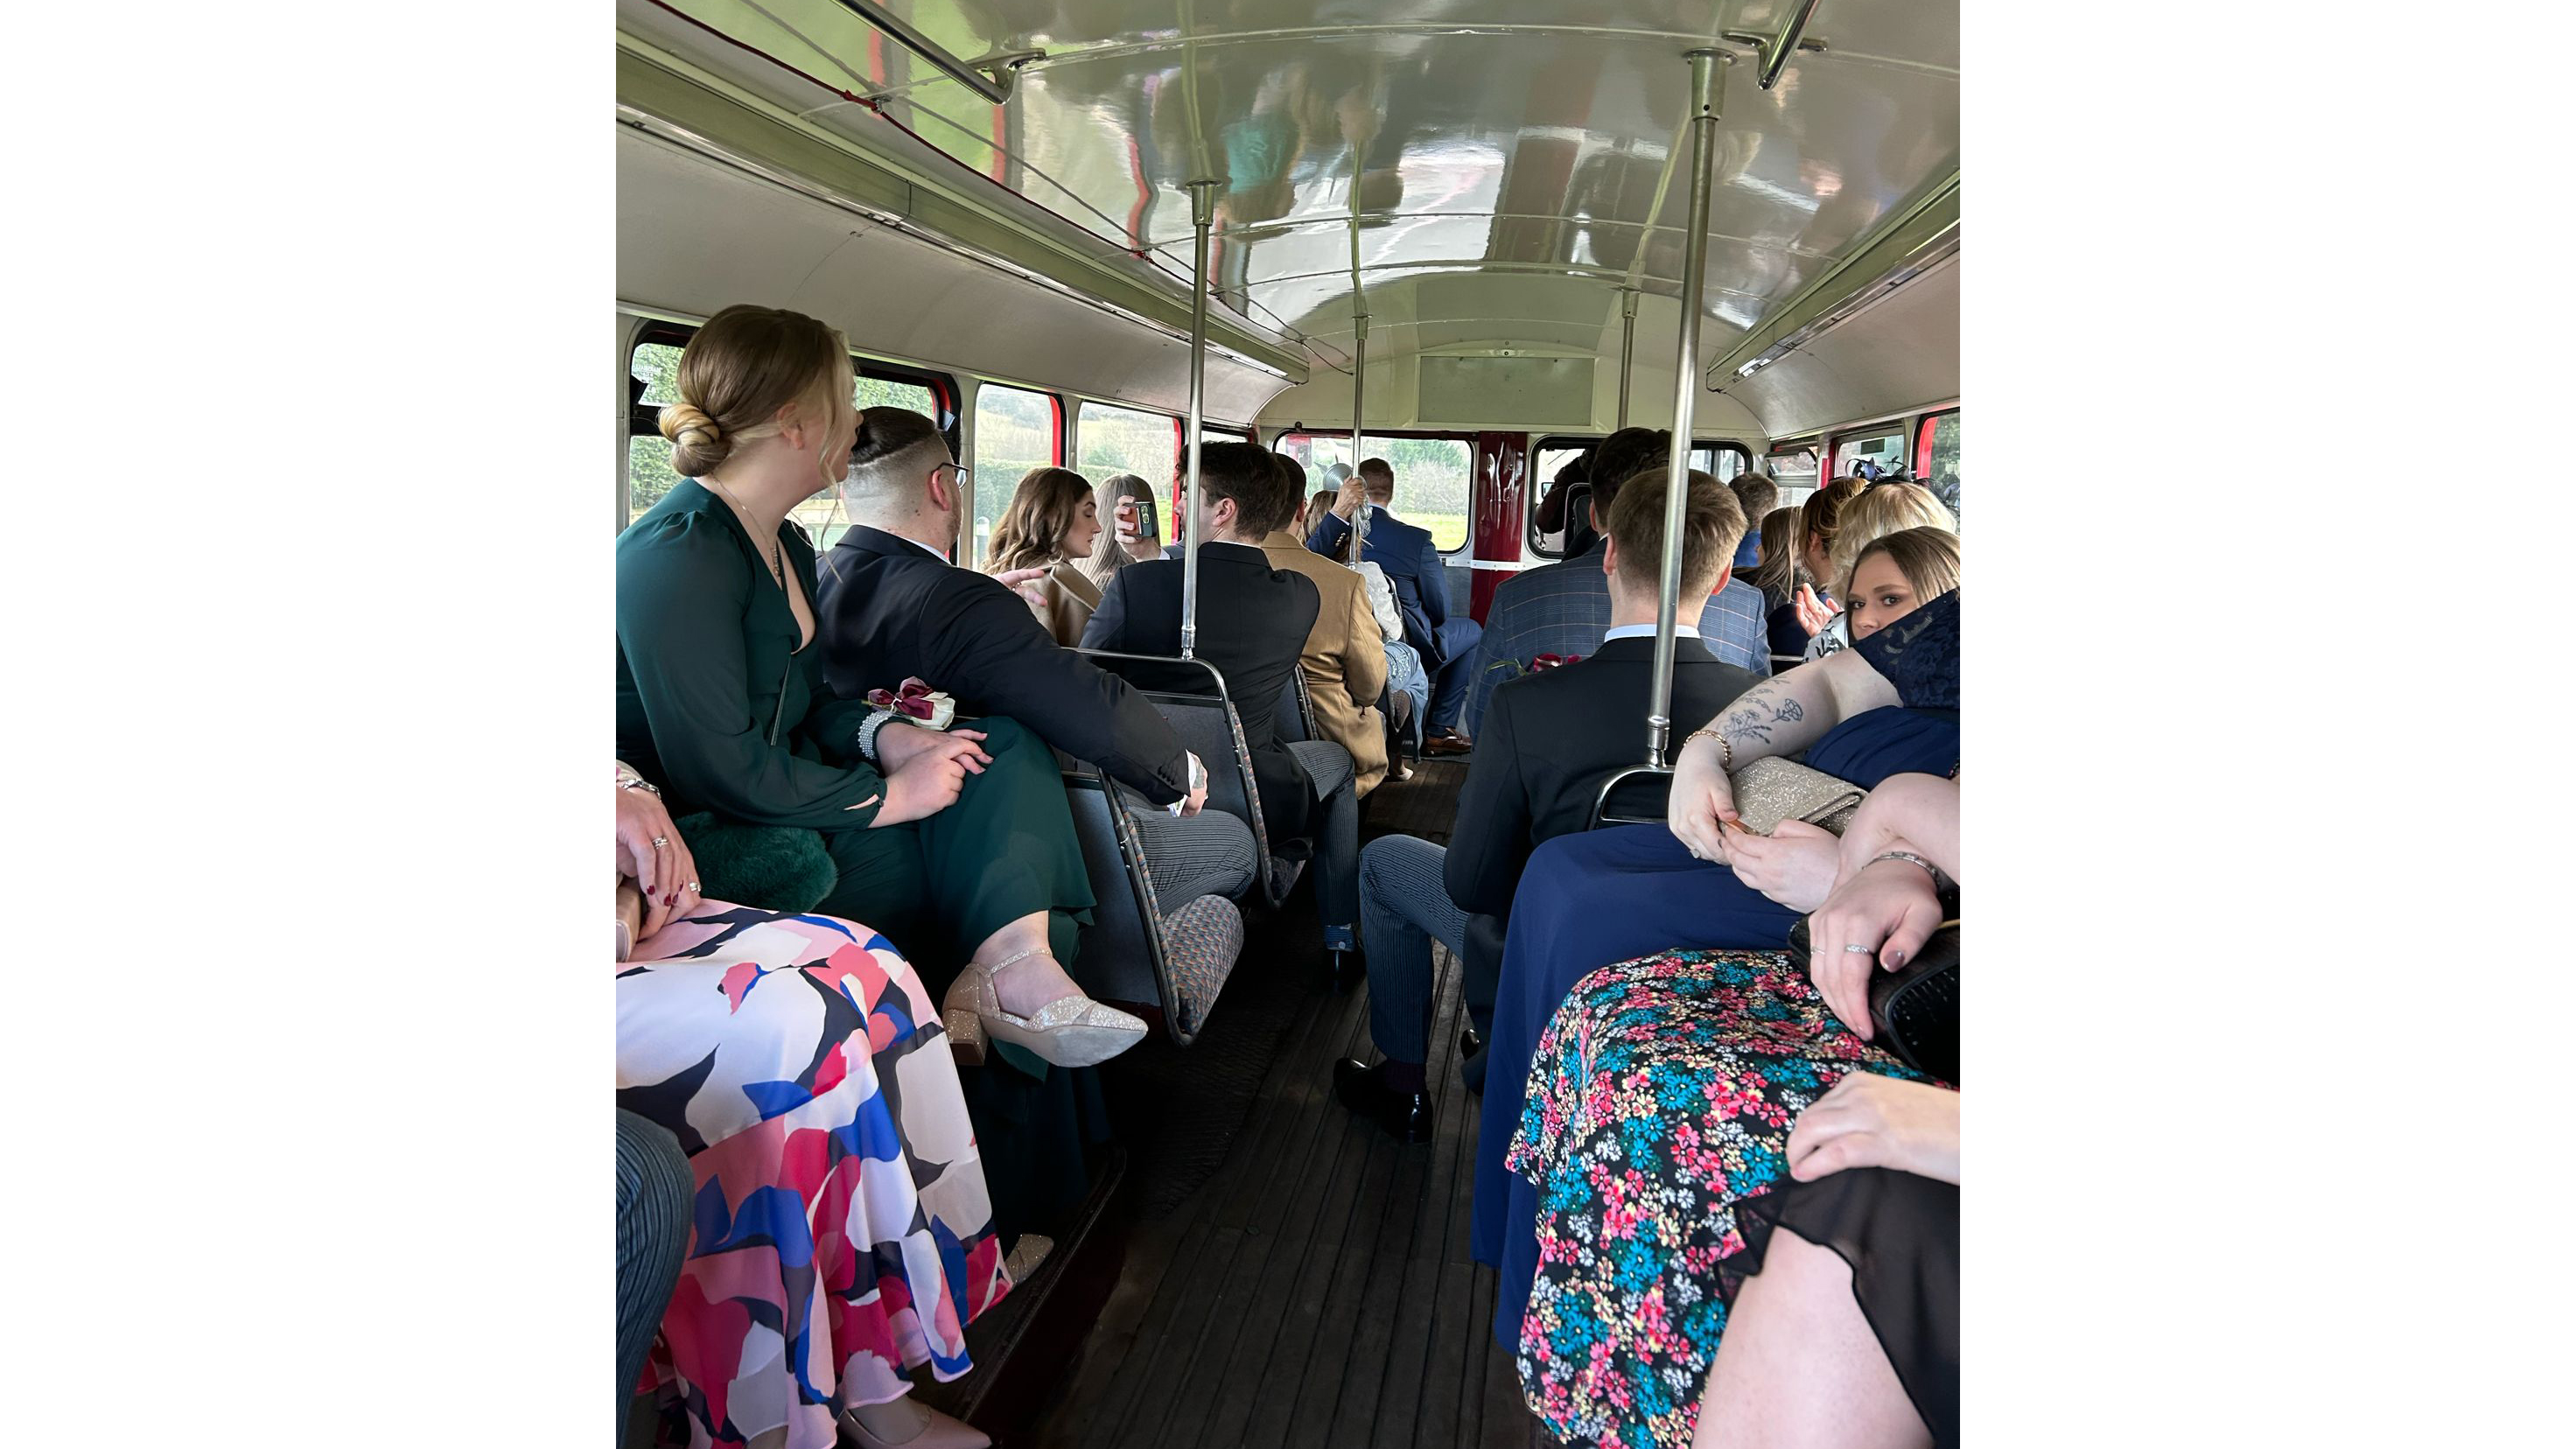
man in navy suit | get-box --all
[1306,457,1485,752]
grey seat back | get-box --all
[1074,648,1293,906]
[1060,765,1245,1045]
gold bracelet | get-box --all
[1685,727,1732,771]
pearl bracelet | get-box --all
[855,708,905,766]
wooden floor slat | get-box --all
[1026,761,1534,1449]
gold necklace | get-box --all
[707,476,786,590]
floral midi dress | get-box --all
[1505,948,1936,1449]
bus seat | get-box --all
[1276,670,1319,745]
[1074,648,1300,910]
[1589,765,1673,830]
[1060,766,1247,1044]
[1561,481,1599,557]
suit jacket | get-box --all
[1443,634,1766,1026]
[1305,505,1446,665]
[1461,541,1772,734]
[1258,529,1391,796]
[1080,540,1324,838]
[815,525,1194,805]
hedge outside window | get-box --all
[970,383,1059,565]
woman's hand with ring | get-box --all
[1805,857,1942,1040]
[616,780,701,940]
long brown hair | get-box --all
[1748,505,1808,604]
[656,304,850,477]
[981,466,1096,572]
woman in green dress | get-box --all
[616,304,1140,1234]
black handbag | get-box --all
[1788,915,1959,1084]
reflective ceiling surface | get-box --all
[631,1,1956,374]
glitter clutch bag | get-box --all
[1728,757,1866,836]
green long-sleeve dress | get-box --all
[615,479,1110,1236]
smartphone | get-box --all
[1124,491,1161,543]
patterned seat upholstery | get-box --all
[1157,893,1246,1039]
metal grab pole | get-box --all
[1648,50,1726,770]
[1615,288,1639,429]
[1350,311,1370,556]
[1180,178,1220,660]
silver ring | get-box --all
[652,836,670,850]
[1842,943,1874,954]
[683,880,699,892]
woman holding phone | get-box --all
[979,466,1111,646]
[1067,472,1166,595]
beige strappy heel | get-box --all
[942,948,1148,1068]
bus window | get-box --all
[1766,445,1821,508]
[626,340,686,522]
[1276,432,1474,552]
[1689,442,1752,482]
[1918,409,1962,526]
[970,383,1061,565]
[1077,401,1180,505]
[1831,428,1907,480]
[788,372,944,550]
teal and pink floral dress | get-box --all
[1506,948,1941,1449]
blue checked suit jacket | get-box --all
[1462,541,1768,735]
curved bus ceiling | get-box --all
[616,0,1957,438]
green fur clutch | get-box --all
[673,814,837,914]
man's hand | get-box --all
[990,566,1052,610]
[1333,473,1367,520]
[1178,751,1208,817]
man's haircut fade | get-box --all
[848,407,944,473]
[1191,440,1302,537]
[1602,466,1746,602]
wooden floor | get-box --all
[1025,760,1541,1449]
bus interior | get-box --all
[617,2,1957,1444]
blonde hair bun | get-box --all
[660,402,731,477]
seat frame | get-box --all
[1588,763,1675,830]
[1072,648,1297,909]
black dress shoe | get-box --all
[1332,1059,1435,1143]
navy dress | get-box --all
[1472,592,1960,1351]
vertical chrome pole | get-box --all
[1615,287,1639,430]
[1180,177,1220,660]
[1648,49,1726,770]
[1350,310,1370,556]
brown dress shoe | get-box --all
[1422,732,1473,756]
